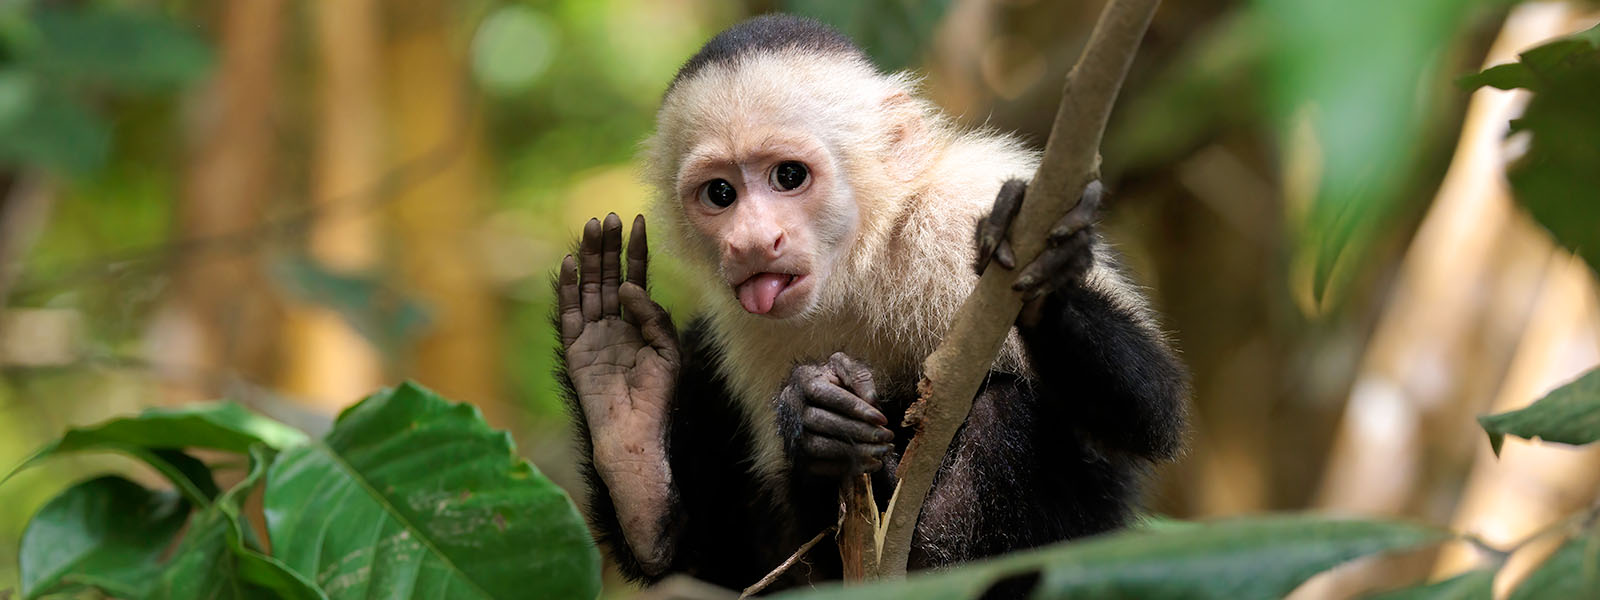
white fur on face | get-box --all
[642,49,1135,483]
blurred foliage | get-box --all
[1363,568,1495,600]
[778,516,1449,600]
[273,257,431,359]
[1462,22,1600,276]
[0,1,210,174]
[1256,0,1509,303]
[1506,536,1600,600]
[781,0,951,72]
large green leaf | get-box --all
[1364,569,1495,600]
[154,446,325,600]
[18,476,189,600]
[1507,536,1600,600]
[2,401,307,504]
[265,382,599,600]
[1478,366,1600,456]
[1461,23,1600,275]
[776,515,1450,600]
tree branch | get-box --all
[863,0,1164,578]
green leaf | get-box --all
[1364,569,1495,600]
[3,401,305,510]
[1457,63,1537,91]
[1259,0,1496,301]
[1460,23,1600,275]
[1508,536,1600,600]
[0,88,109,174]
[265,382,599,600]
[19,476,189,600]
[776,515,1450,600]
[1478,366,1600,456]
[26,6,212,93]
[155,446,325,600]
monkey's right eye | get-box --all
[700,179,737,208]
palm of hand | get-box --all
[567,318,675,436]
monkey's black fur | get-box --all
[669,14,867,92]
[555,236,1189,592]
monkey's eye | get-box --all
[700,179,737,208]
[770,161,809,192]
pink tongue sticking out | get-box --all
[737,273,790,314]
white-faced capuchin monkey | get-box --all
[556,14,1188,592]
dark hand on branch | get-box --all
[559,213,679,572]
[776,352,896,479]
[974,179,1103,325]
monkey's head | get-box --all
[644,15,937,320]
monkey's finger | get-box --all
[803,407,893,443]
[620,282,679,361]
[995,240,1016,270]
[1013,231,1094,300]
[827,352,878,406]
[626,214,649,288]
[579,218,603,322]
[1046,180,1103,245]
[800,435,891,462]
[802,377,886,426]
[600,213,623,317]
[974,179,1027,275]
[558,255,583,348]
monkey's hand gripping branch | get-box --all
[848,0,1165,578]
[560,213,681,574]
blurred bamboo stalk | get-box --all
[278,0,385,410]
[145,0,287,403]
[1295,4,1595,597]
[382,2,506,426]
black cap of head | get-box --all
[668,14,869,91]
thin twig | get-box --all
[740,526,834,599]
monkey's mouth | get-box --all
[735,272,803,315]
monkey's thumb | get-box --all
[620,282,676,348]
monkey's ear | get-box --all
[881,92,931,181]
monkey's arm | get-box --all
[1016,278,1188,459]
[976,180,1188,460]
[562,318,796,586]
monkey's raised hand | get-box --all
[974,179,1103,321]
[776,352,896,478]
[559,213,678,570]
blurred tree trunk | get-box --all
[145,0,286,403]
[278,0,385,410]
[381,3,506,426]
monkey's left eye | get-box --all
[770,161,809,192]
[700,179,737,208]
